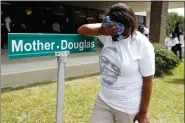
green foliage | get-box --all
[166,12,185,36]
[153,43,181,77]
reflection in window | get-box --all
[87,10,97,23]
[1,2,11,5]
[40,7,52,15]
[73,8,86,32]
[74,8,86,24]
[52,5,66,33]
[25,8,32,15]
[98,10,105,23]
[87,17,95,23]
[53,5,65,15]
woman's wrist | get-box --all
[139,110,148,115]
[99,23,107,35]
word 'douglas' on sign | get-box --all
[8,33,97,59]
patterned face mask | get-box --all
[104,16,125,41]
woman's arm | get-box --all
[134,76,153,123]
[139,76,153,114]
[134,41,155,123]
[77,23,120,37]
[77,23,103,37]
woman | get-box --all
[78,3,155,123]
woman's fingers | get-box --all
[107,22,117,28]
[101,22,121,36]
[105,23,120,35]
[113,26,120,32]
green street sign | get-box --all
[8,33,97,59]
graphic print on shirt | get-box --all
[100,47,121,86]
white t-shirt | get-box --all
[171,37,179,46]
[165,37,179,47]
[165,37,173,50]
[97,31,155,114]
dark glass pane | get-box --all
[51,4,66,33]
[53,5,65,15]
[138,16,144,25]
[87,10,97,23]
[73,7,87,33]
[64,6,73,33]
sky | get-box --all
[168,8,184,16]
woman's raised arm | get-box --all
[77,23,120,37]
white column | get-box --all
[145,11,150,28]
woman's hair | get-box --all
[106,3,138,38]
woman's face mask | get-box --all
[169,34,172,37]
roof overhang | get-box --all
[59,1,184,12]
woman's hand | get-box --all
[134,112,150,123]
[101,22,120,36]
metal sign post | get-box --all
[55,51,70,123]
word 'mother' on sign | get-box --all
[8,33,97,59]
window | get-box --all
[87,9,98,23]
[73,7,87,33]
[1,2,12,25]
[137,15,145,25]
[52,5,66,33]
[53,5,65,15]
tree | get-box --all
[166,12,184,36]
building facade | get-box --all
[1,1,146,48]
[1,1,184,88]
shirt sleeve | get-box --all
[139,41,155,77]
